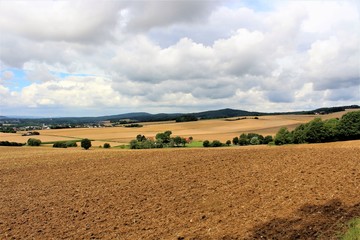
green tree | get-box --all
[226,140,231,146]
[103,143,111,148]
[156,130,172,144]
[139,139,154,149]
[239,133,249,145]
[274,127,292,145]
[292,124,307,144]
[130,139,139,149]
[337,111,360,140]
[203,140,210,147]
[181,138,187,147]
[232,137,239,145]
[136,134,146,142]
[323,118,339,141]
[53,142,67,148]
[250,137,260,145]
[173,136,183,147]
[303,118,327,143]
[211,140,223,147]
[81,138,92,150]
[65,141,78,147]
[27,138,41,146]
[263,135,273,144]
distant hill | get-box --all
[2,105,359,124]
[193,108,261,119]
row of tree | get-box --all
[202,133,273,148]
[232,133,273,146]
[130,131,190,149]
[274,111,360,145]
[0,141,24,146]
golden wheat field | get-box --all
[1,110,355,146]
[0,140,359,239]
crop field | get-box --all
[1,140,359,239]
[1,110,355,147]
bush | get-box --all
[124,123,143,128]
[211,140,223,147]
[0,141,24,146]
[130,139,139,149]
[140,140,154,149]
[66,141,78,147]
[103,143,111,148]
[232,137,239,145]
[274,128,292,145]
[337,111,360,140]
[203,140,210,147]
[263,135,273,144]
[53,142,67,148]
[81,138,91,150]
[250,137,260,145]
[27,138,41,146]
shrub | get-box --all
[124,123,143,128]
[66,141,78,147]
[81,138,91,150]
[130,139,140,149]
[337,111,360,140]
[250,137,260,145]
[203,140,210,147]
[263,135,274,144]
[140,139,154,149]
[232,137,239,145]
[27,138,41,146]
[274,127,292,145]
[211,140,223,147]
[136,134,146,142]
[53,142,67,148]
[0,141,24,146]
[103,143,111,148]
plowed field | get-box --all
[1,141,359,239]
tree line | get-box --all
[274,111,360,145]
[130,130,191,149]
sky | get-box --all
[0,0,359,117]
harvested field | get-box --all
[2,110,355,145]
[1,140,359,239]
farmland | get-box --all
[0,110,359,239]
[0,110,356,146]
[1,141,359,239]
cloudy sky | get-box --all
[0,0,359,117]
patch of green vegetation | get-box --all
[340,218,360,240]
[186,141,203,148]
[112,144,129,149]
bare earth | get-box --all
[1,140,359,239]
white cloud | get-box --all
[0,0,359,116]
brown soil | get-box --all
[0,141,359,239]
